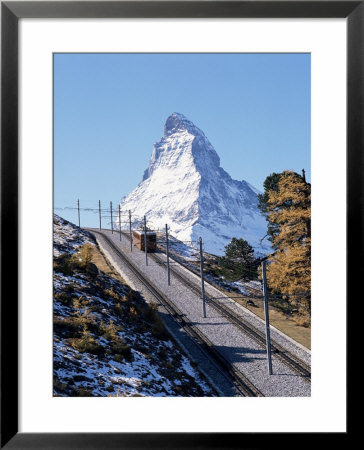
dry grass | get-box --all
[68,329,105,355]
[89,245,127,283]
[232,294,311,349]
[293,315,310,328]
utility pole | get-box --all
[98,200,101,230]
[77,199,80,228]
[129,210,132,252]
[144,215,148,266]
[110,201,113,234]
[166,224,170,286]
[118,204,121,241]
[262,260,273,375]
[199,237,206,318]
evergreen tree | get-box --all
[258,172,282,248]
[217,238,258,281]
[224,238,256,265]
[265,171,311,314]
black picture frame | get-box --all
[1,1,356,448]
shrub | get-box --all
[68,329,105,355]
[100,320,122,341]
[89,304,103,313]
[73,386,94,397]
[54,244,95,276]
[54,291,73,306]
[97,320,132,361]
[128,306,138,319]
[104,287,120,301]
[54,244,96,277]
[78,244,93,265]
[115,302,123,314]
[53,255,74,276]
[54,316,81,334]
[110,341,133,362]
[72,297,95,328]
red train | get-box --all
[132,230,157,251]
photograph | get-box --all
[2,0,356,444]
[53,52,311,398]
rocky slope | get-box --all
[53,215,215,397]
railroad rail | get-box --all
[118,229,310,381]
[90,229,264,397]
[150,250,311,382]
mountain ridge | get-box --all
[118,112,269,256]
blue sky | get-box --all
[54,53,310,227]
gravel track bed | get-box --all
[89,229,238,397]
[89,229,310,397]
[159,252,311,367]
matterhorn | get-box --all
[118,112,269,256]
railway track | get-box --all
[118,229,310,381]
[150,250,311,383]
[90,229,264,397]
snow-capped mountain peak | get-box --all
[142,112,219,182]
[119,113,269,256]
[164,112,208,140]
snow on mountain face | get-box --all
[119,112,269,256]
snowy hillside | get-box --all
[118,113,269,256]
[53,215,215,397]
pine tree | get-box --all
[217,238,258,281]
[258,172,282,248]
[224,238,256,265]
[265,171,311,314]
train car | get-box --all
[132,230,157,252]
